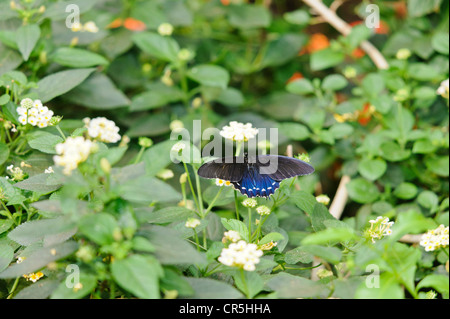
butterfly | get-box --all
[198,154,315,198]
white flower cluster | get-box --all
[53,137,96,175]
[242,198,257,208]
[367,216,394,243]
[185,218,201,229]
[17,98,54,128]
[420,224,449,252]
[83,117,121,143]
[157,23,174,36]
[216,179,232,187]
[256,205,271,216]
[218,240,263,271]
[437,79,449,99]
[71,21,99,33]
[220,121,259,142]
[316,194,330,205]
[223,230,241,243]
[171,141,186,152]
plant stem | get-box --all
[133,145,146,164]
[240,269,249,299]
[234,191,240,220]
[203,187,224,217]
[7,277,20,299]
[55,125,66,140]
[1,201,17,226]
[183,162,200,213]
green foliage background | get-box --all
[0,0,448,299]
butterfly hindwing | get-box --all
[232,166,280,198]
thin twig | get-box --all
[329,175,350,220]
[302,0,389,70]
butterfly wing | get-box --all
[232,166,280,198]
[197,156,246,182]
[252,155,315,181]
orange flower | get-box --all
[221,0,230,5]
[349,20,389,35]
[287,72,304,84]
[393,1,407,19]
[357,103,374,126]
[108,18,123,29]
[107,17,146,31]
[351,48,366,59]
[124,18,146,31]
[299,33,330,55]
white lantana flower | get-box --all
[256,205,271,216]
[17,98,54,128]
[218,240,263,271]
[157,23,174,36]
[367,216,394,243]
[242,198,257,208]
[420,224,449,252]
[216,179,232,187]
[53,137,96,175]
[171,141,186,152]
[83,117,121,143]
[437,79,449,99]
[223,230,241,243]
[185,218,201,229]
[220,121,259,142]
[316,194,330,205]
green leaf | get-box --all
[0,219,14,235]
[78,213,119,246]
[390,210,436,241]
[0,241,78,279]
[329,123,354,139]
[283,9,310,26]
[284,247,314,264]
[261,34,307,68]
[362,73,385,96]
[143,140,177,176]
[355,272,404,299]
[160,269,194,297]
[380,141,411,162]
[259,232,285,245]
[412,139,438,154]
[215,87,245,107]
[357,158,387,181]
[407,0,442,17]
[130,86,184,111]
[15,24,40,61]
[187,64,230,89]
[117,176,181,204]
[0,45,22,76]
[310,203,336,232]
[346,178,380,204]
[0,177,26,205]
[51,273,98,299]
[0,93,10,105]
[302,227,357,245]
[0,244,14,272]
[291,191,317,215]
[221,218,249,242]
[63,73,130,109]
[0,142,9,165]
[278,122,310,140]
[140,207,194,224]
[346,24,372,48]
[31,68,96,103]
[227,4,271,29]
[27,131,63,154]
[51,47,109,68]
[393,182,418,200]
[111,254,163,299]
[185,277,243,299]
[142,226,206,265]
[416,274,449,295]
[425,155,449,177]
[286,78,314,95]
[431,32,449,55]
[310,48,345,71]
[14,173,62,194]
[408,63,440,81]
[417,191,439,211]
[132,32,180,62]
[265,272,327,298]
[7,216,75,247]
[233,271,264,299]
[321,74,348,91]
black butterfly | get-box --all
[198,154,314,198]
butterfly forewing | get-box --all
[197,156,246,182]
[255,155,315,181]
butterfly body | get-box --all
[198,154,314,198]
